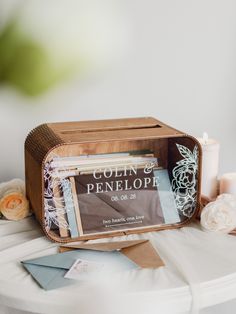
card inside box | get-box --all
[44,137,200,241]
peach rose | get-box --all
[0,179,30,221]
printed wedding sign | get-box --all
[70,161,168,235]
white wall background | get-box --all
[0,0,236,182]
[0,2,236,313]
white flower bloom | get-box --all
[216,194,236,208]
[201,199,236,234]
[0,178,25,199]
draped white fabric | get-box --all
[1,217,236,314]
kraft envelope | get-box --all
[22,249,138,291]
[59,239,164,269]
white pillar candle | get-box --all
[220,173,236,195]
[197,132,220,199]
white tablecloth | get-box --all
[1,217,236,314]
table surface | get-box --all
[1,216,236,314]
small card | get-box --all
[64,259,105,280]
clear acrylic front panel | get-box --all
[43,137,200,240]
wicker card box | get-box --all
[25,117,202,243]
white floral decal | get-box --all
[171,144,198,218]
[44,160,70,232]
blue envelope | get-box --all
[22,248,138,290]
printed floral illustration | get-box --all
[172,144,198,218]
[44,160,70,232]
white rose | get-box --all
[201,199,236,233]
[216,194,236,208]
[0,179,25,199]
